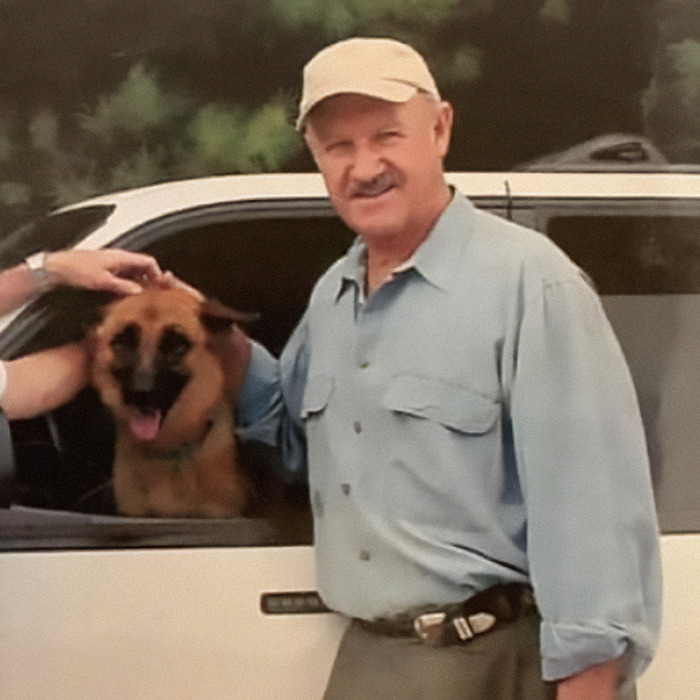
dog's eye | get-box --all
[110,324,140,361]
[159,328,192,364]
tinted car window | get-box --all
[4,209,355,549]
[143,215,356,357]
[548,215,700,294]
[0,206,115,268]
[545,212,700,534]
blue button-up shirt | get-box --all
[238,192,662,682]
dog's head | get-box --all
[91,287,255,445]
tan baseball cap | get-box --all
[296,37,440,130]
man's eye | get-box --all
[326,141,352,155]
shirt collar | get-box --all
[336,191,477,301]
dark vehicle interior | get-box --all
[1,208,356,550]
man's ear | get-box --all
[302,119,327,171]
[199,298,260,334]
[433,101,454,159]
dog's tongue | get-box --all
[129,410,162,442]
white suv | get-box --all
[0,172,698,699]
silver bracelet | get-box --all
[25,251,52,292]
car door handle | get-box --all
[260,591,331,615]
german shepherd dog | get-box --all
[91,286,257,518]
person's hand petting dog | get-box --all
[0,248,164,317]
[155,270,206,301]
[0,248,162,419]
[42,249,163,296]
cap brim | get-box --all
[296,80,419,130]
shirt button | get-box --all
[353,421,362,434]
[359,549,371,561]
[359,361,370,369]
[341,483,351,496]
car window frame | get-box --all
[2,188,699,550]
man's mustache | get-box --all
[348,172,397,198]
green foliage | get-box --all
[0,120,15,162]
[108,146,170,193]
[185,101,300,175]
[270,0,469,37]
[28,110,60,154]
[438,46,482,85]
[79,64,186,141]
[186,104,249,175]
[644,39,700,161]
[0,63,302,224]
[0,0,667,233]
[0,182,31,207]
[51,175,100,208]
[671,38,700,103]
[540,0,570,24]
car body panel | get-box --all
[0,537,697,699]
[0,546,348,700]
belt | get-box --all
[356,583,537,647]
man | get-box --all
[234,38,661,698]
[0,248,162,419]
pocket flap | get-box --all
[301,375,334,419]
[383,375,498,434]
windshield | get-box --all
[0,206,115,269]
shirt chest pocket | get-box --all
[301,375,334,421]
[382,375,499,435]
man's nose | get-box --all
[350,143,383,181]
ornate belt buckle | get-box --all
[452,612,497,641]
[413,611,447,646]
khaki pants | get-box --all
[324,611,636,700]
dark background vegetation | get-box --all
[1,0,699,234]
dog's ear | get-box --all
[200,298,260,334]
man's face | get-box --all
[304,93,453,245]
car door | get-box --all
[0,197,359,700]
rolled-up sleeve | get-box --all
[236,340,282,446]
[510,274,662,681]
[236,316,310,481]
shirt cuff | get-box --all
[540,621,635,681]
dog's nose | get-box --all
[131,368,155,393]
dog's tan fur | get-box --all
[91,287,252,518]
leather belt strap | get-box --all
[357,583,537,647]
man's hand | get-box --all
[155,270,206,300]
[45,249,163,296]
[556,657,625,700]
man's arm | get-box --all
[0,249,162,316]
[0,342,90,420]
[211,311,309,483]
[508,265,662,686]
[556,656,624,700]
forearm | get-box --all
[556,657,624,700]
[0,342,90,420]
[0,249,164,317]
[0,262,42,316]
